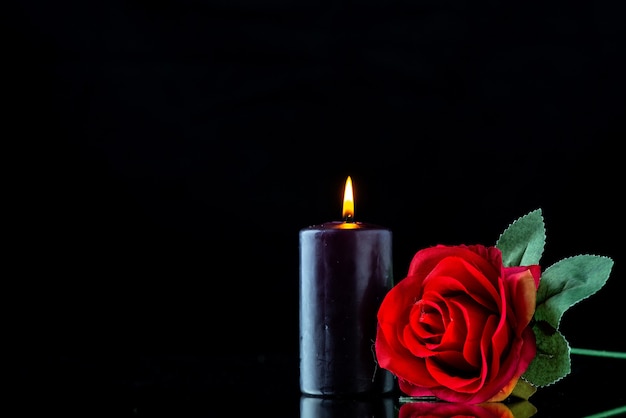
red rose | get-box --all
[375,244,540,403]
[399,400,516,418]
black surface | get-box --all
[10,1,626,416]
[15,353,626,417]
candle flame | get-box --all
[342,176,354,221]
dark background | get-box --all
[11,0,625,416]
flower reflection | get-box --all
[300,395,394,418]
[399,400,537,418]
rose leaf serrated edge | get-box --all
[523,325,571,387]
[534,254,614,330]
[496,208,546,268]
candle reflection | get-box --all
[300,395,395,418]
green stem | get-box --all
[572,348,626,416]
[584,405,626,418]
[570,347,626,359]
[398,396,438,403]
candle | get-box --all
[299,176,395,396]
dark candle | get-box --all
[299,177,395,396]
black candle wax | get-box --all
[299,221,395,396]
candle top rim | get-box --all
[301,221,390,231]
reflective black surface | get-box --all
[16,352,626,417]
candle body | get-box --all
[299,221,395,396]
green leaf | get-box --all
[507,399,538,418]
[510,378,537,400]
[534,255,614,330]
[496,209,546,267]
[523,325,571,387]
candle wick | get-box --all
[344,214,354,223]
